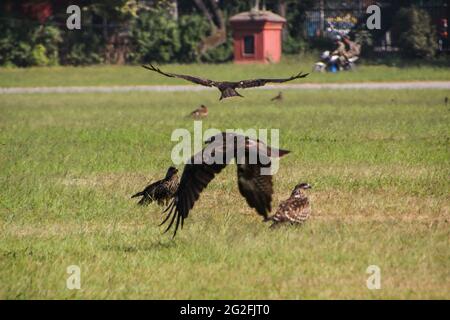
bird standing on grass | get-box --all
[188,105,208,119]
[269,183,312,228]
[142,64,308,100]
[131,167,179,206]
[161,132,290,237]
[271,92,283,102]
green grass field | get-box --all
[1,55,450,87]
[0,86,449,299]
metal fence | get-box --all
[303,0,450,51]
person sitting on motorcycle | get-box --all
[332,35,346,57]
[331,35,348,67]
[342,36,361,61]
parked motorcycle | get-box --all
[313,50,358,73]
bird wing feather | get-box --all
[161,147,229,237]
[236,71,309,89]
[142,64,215,87]
[237,163,273,219]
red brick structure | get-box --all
[229,10,286,64]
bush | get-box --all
[31,44,49,66]
[0,20,62,67]
[283,35,309,54]
[0,19,34,67]
[201,40,233,63]
[62,31,105,65]
[130,9,181,63]
[392,7,437,58]
[178,14,210,62]
[32,26,62,66]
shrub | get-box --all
[31,44,49,66]
[200,40,233,63]
[62,31,105,65]
[177,14,210,62]
[32,26,62,66]
[283,35,309,54]
[0,19,34,67]
[130,9,181,63]
[392,7,437,58]
[0,20,62,67]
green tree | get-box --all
[392,7,437,58]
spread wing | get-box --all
[236,71,309,89]
[237,162,273,219]
[142,64,215,87]
[161,145,230,237]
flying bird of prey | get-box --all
[161,132,290,236]
[271,92,283,102]
[269,183,312,228]
[131,167,179,206]
[188,104,208,119]
[142,64,309,100]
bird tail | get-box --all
[131,191,144,199]
[219,88,243,100]
[267,147,290,158]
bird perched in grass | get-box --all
[188,105,208,119]
[142,64,308,100]
[271,92,283,102]
[161,132,290,236]
[269,183,312,228]
[445,96,448,106]
[131,167,179,206]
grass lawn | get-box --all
[1,55,450,88]
[0,88,449,299]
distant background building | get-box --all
[230,10,286,64]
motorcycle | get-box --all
[313,50,358,73]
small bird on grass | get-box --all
[131,167,179,206]
[271,92,283,102]
[188,104,208,119]
[445,96,448,106]
[269,182,312,228]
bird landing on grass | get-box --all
[131,167,179,206]
[160,132,291,237]
[269,182,312,228]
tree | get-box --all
[192,0,226,58]
[392,6,437,58]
